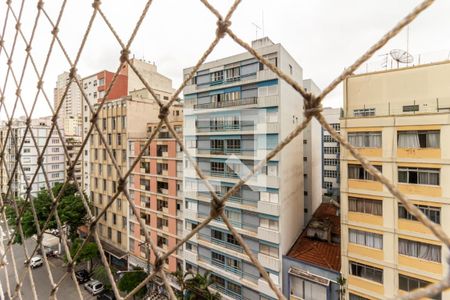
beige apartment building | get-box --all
[340,61,450,299]
[90,87,175,268]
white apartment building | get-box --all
[0,117,65,198]
[322,107,341,199]
[302,79,323,226]
[183,37,304,300]
[54,72,82,135]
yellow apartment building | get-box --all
[340,60,450,300]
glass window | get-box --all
[398,130,440,148]
[348,197,382,215]
[349,261,383,283]
[349,228,383,249]
[348,132,382,148]
[398,167,440,185]
[348,164,382,180]
[399,238,441,262]
[398,204,440,224]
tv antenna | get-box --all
[251,22,261,39]
[390,49,414,68]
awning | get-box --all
[288,267,330,287]
[101,241,128,259]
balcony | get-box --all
[184,250,198,263]
[198,232,243,253]
[257,200,280,215]
[184,209,197,221]
[257,227,280,244]
[257,253,280,272]
[257,278,278,299]
[194,97,257,110]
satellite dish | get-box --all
[390,49,414,68]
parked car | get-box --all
[84,280,104,296]
[75,269,91,284]
[97,290,116,300]
[27,256,43,268]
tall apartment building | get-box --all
[182,37,304,299]
[0,117,65,198]
[82,68,128,193]
[303,79,323,225]
[54,72,82,135]
[322,107,341,199]
[127,116,183,290]
[340,61,450,300]
[65,136,82,184]
[90,86,175,268]
[82,58,174,194]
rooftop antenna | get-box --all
[390,49,414,68]
[406,25,410,66]
[262,9,265,37]
[251,22,261,40]
[379,53,389,70]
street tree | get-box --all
[5,183,88,244]
[68,238,99,272]
[118,267,148,299]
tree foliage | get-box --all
[67,238,98,271]
[93,265,112,290]
[5,183,88,244]
[172,270,221,300]
[118,267,148,298]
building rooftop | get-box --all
[286,202,341,272]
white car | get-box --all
[84,280,104,295]
[28,256,43,268]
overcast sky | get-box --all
[1,0,450,118]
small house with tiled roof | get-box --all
[282,202,341,300]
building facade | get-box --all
[127,117,183,289]
[54,72,82,136]
[82,59,174,194]
[283,202,341,300]
[322,108,341,199]
[0,117,65,198]
[340,61,450,300]
[182,37,304,299]
[90,86,175,268]
[303,79,323,226]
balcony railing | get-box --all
[198,232,242,252]
[194,97,257,110]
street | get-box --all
[0,224,96,300]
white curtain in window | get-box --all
[348,166,359,179]
[398,132,420,148]
[369,134,381,147]
[349,230,357,243]
[426,132,439,148]
[429,172,439,185]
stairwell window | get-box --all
[398,167,439,185]
[349,261,383,284]
[398,204,440,224]
[348,132,381,148]
[349,228,383,249]
[348,164,382,180]
[399,238,441,262]
[398,130,439,148]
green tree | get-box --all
[92,265,112,290]
[5,183,88,244]
[173,271,221,300]
[118,267,148,299]
[68,238,99,272]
